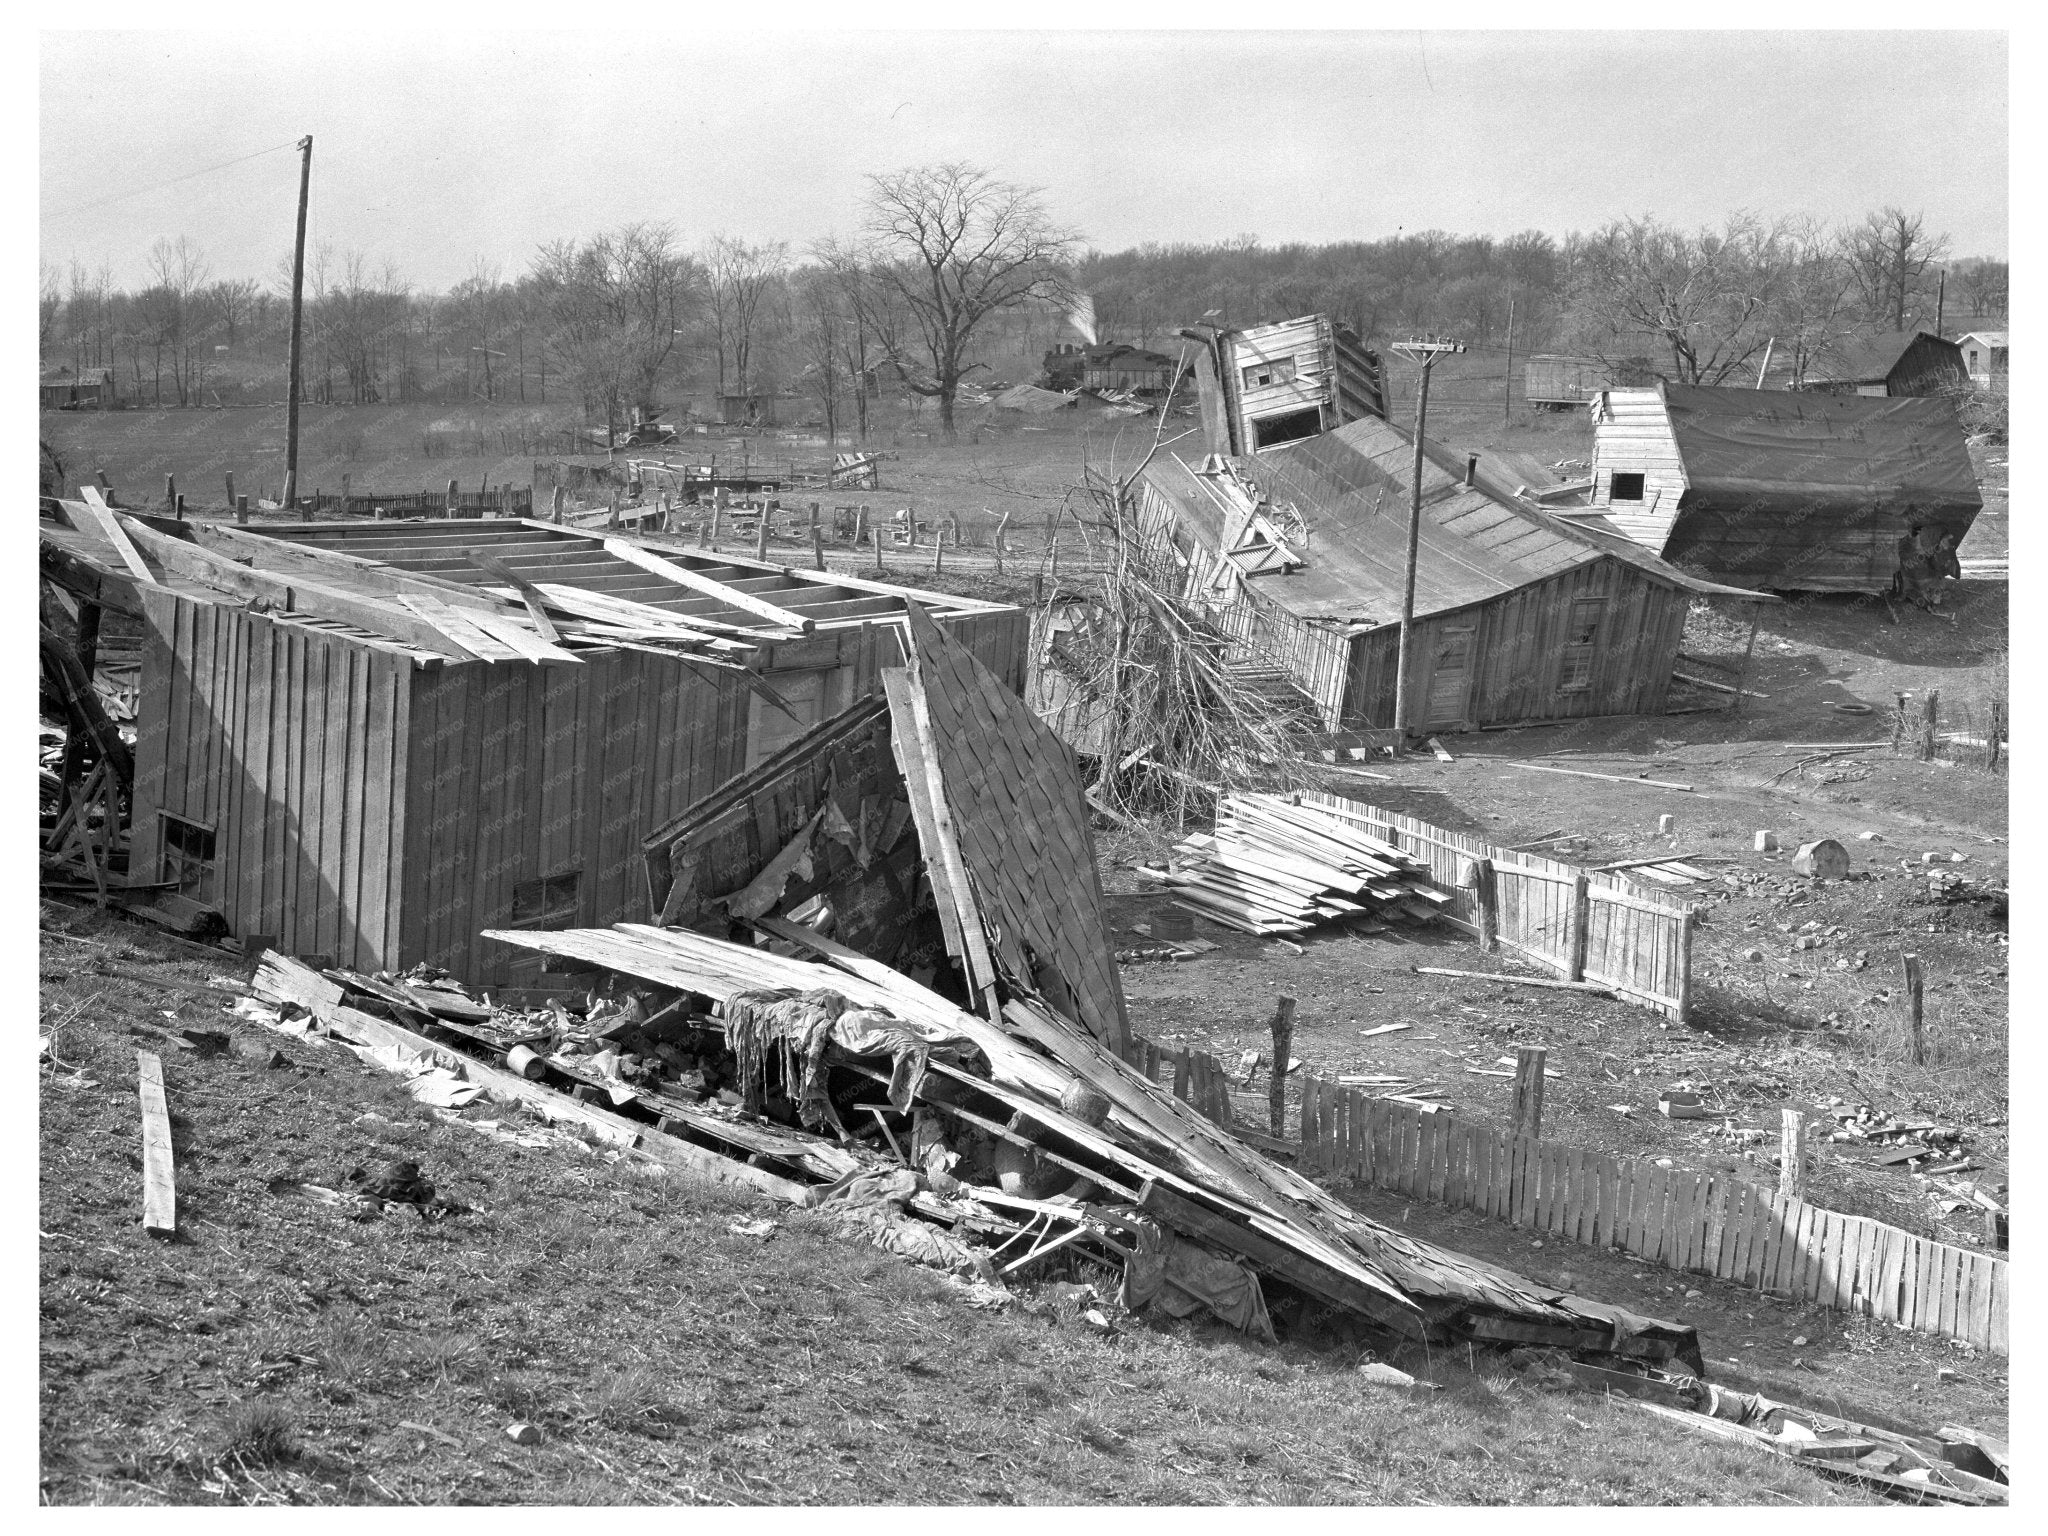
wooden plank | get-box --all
[392,592,526,662]
[1815,1208,1842,1306]
[1987,1259,2008,1355]
[136,1050,177,1238]
[72,491,160,585]
[601,536,815,633]
[462,606,581,665]
[1935,1243,1957,1339]
[1969,1253,1996,1350]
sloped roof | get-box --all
[1663,384,1981,509]
[1804,330,1958,384]
[1143,415,1771,627]
[1956,330,2008,349]
[991,383,1078,412]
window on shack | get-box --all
[159,814,217,902]
[1558,598,1607,693]
[1609,471,1647,503]
[511,870,581,930]
[1241,356,1298,390]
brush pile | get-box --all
[1034,472,1321,829]
[1139,793,1451,936]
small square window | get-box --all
[511,870,581,929]
[159,814,217,901]
[1609,472,1647,502]
[1242,356,1298,389]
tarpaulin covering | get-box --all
[1664,385,1981,510]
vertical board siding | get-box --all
[132,591,414,969]
[1297,1072,2007,1354]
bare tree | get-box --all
[1844,206,1950,332]
[146,236,212,404]
[1561,213,1791,385]
[39,261,62,357]
[1954,258,2009,320]
[1767,217,1862,387]
[530,223,698,443]
[820,163,1080,438]
[204,277,262,349]
[702,235,789,400]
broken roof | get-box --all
[1660,384,1982,511]
[1142,416,1767,629]
[40,504,1012,667]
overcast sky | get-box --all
[39,26,2008,293]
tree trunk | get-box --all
[938,388,956,441]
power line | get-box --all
[61,140,301,217]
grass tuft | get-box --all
[217,1401,298,1466]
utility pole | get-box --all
[283,135,313,513]
[1501,294,1515,426]
[1389,338,1466,742]
[1935,270,1947,338]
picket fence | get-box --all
[1299,793,1697,1022]
[1295,1076,2008,1355]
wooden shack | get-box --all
[39,506,1024,994]
[1957,330,2008,392]
[40,367,116,410]
[1800,330,1968,396]
[1181,315,1387,455]
[1131,416,1771,734]
[1583,382,1983,591]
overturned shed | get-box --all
[1182,314,1388,455]
[38,503,1024,992]
[1800,330,1968,397]
[1583,383,1983,592]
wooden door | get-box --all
[1424,628,1475,727]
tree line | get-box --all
[40,167,2007,439]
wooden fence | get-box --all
[291,487,534,519]
[1295,1078,2009,1354]
[1299,793,1697,1022]
[1118,1029,1237,1127]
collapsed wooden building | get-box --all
[1582,383,1984,593]
[39,499,1023,994]
[1128,414,1772,735]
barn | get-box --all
[40,505,1024,996]
[1129,415,1772,735]
[1800,330,1969,396]
[41,367,116,410]
[1582,382,1982,592]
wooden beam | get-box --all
[136,1050,177,1238]
[1505,762,1695,792]
[600,537,815,633]
[463,550,564,641]
[112,516,463,659]
[69,492,158,586]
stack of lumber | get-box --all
[1143,793,1451,936]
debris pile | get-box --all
[1139,793,1448,936]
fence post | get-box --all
[1511,1046,1546,1139]
[994,510,1010,575]
[445,478,459,519]
[811,523,826,571]
[855,504,868,545]
[1987,697,2004,771]
[1269,995,1297,1138]
[164,473,176,511]
[1472,857,1498,953]
[236,495,249,524]
[1903,953,1925,1064]
[933,524,945,574]
[224,470,236,511]
[1919,690,1939,761]
[872,526,885,571]
[174,493,185,522]
[1675,907,1696,1023]
[551,485,565,525]
[754,507,771,562]
[342,472,350,513]
[1780,1108,1807,1201]
[1567,872,1590,981]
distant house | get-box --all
[718,391,779,427]
[1955,331,2008,392]
[40,367,115,410]
[1178,314,1388,455]
[1080,343,1178,395]
[1042,341,1180,395]
[1581,382,1982,593]
[1800,331,1967,397]
[1129,413,1770,734]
